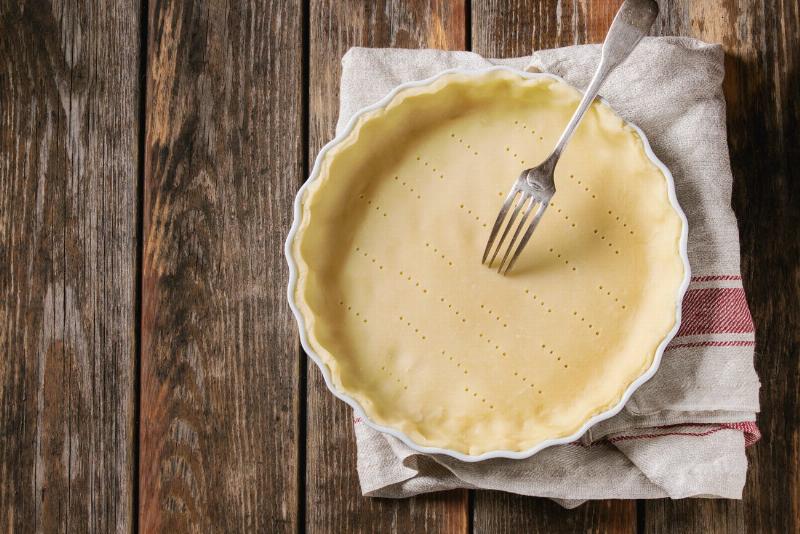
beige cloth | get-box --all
[334,38,760,507]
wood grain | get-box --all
[471,0,634,530]
[139,1,303,531]
[472,0,624,57]
[474,491,636,533]
[305,1,468,533]
[644,0,800,531]
[0,0,139,532]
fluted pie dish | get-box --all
[286,67,690,461]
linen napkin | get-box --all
[335,37,760,507]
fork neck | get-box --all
[523,155,558,194]
[549,58,612,161]
[524,59,609,193]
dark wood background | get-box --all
[1,0,797,532]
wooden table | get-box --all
[1,1,797,532]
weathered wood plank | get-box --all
[644,0,800,531]
[475,491,636,533]
[306,1,468,533]
[139,1,303,531]
[0,1,139,532]
[472,0,624,56]
[471,1,634,530]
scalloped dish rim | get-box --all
[284,66,691,462]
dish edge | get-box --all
[284,66,692,462]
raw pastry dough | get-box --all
[291,70,685,455]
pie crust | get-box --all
[289,69,687,456]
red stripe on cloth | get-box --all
[666,340,756,351]
[641,422,761,446]
[719,421,762,446]
[601,422,762,447]
[677,287,755,336]
[608,427,724,443]
[691,275,742,282]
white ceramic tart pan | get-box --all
[286,67,690,461]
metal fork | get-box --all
[483,0,659,275]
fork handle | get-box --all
[548,0,658,161]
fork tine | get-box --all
[499,202,549,275]
[497,197,537,273]
[487,191,530,267]
[482,188,520,264]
